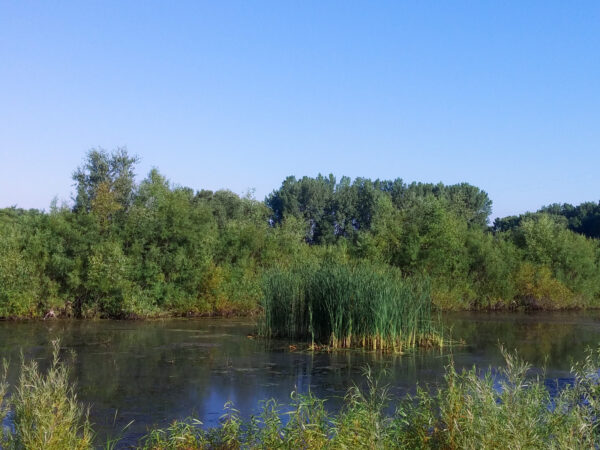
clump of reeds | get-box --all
[6,340,93,450]
[258,262,442,351]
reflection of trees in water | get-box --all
[445,312,600,372]
[0,320,262,442]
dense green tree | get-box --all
[493,201,600,239]
[72,147,139,215]
[540,201,600,238]
[0,218,41,316]
[511,214,600,304]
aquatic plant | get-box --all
[259,262,441,351]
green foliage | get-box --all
[7,341,92,450]
[514,263,576,309]
[393,348,599,449]
[332,367,392,448]
[267,175,492,245]
[259,261,440,351]
[463,230,519,308]
[511,215,600,306]
[1,149,600,317]
[73,147,139,215]
[497,200,600,239]
[0,216,42,317]
[0,359,8,444]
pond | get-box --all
[1,311,600,446]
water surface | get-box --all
[1,311,599,446]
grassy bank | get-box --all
[3,343,600,448]
[258,262,441,351]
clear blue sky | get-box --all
[1,1,598,219]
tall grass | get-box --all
[138,392,332,450]
[0,359,8,445]
[5,340,92,450]
[259,262,441,351]
[394,347,600,449]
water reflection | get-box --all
[1,311,600,446]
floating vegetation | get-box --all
[258,262,442,352]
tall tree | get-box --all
[72,148,139,214]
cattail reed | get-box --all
[258,262,442,351]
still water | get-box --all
[1,311,600,446]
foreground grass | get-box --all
[0,341,92,449]
[138,349,600,449]
[2,344,600,449]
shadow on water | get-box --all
[2,310,600,446]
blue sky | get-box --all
[1,1,598,219]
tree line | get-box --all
[1,148,599,318]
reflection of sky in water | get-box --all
[1,310,600,446]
